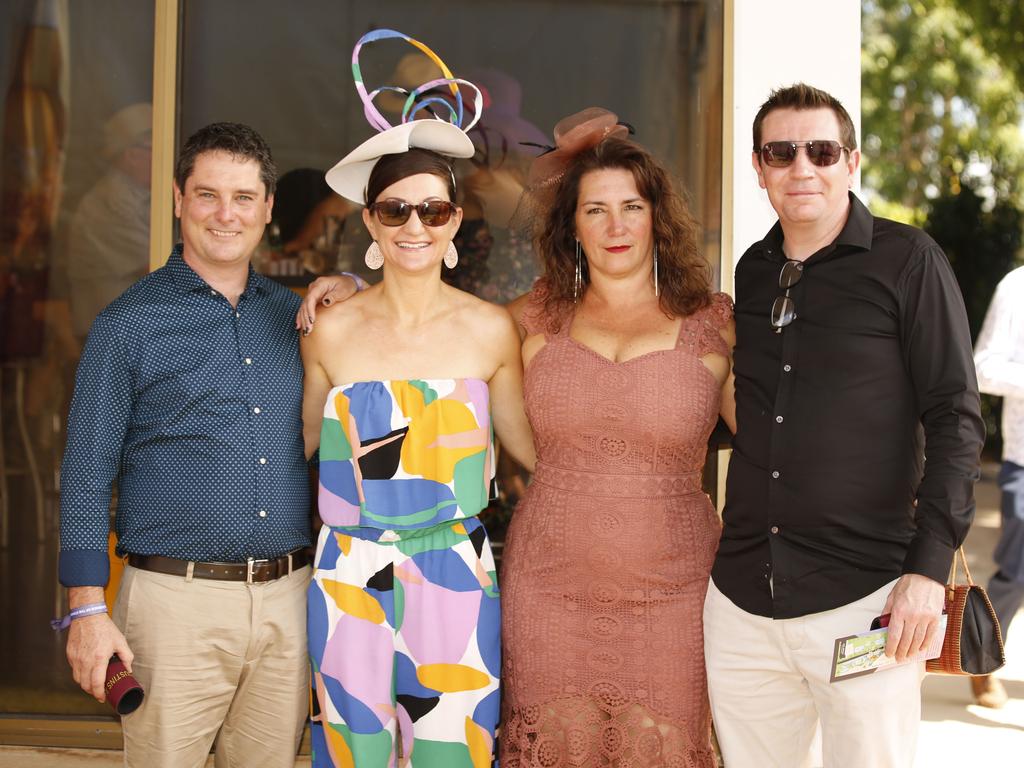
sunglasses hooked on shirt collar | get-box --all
[770,259,804,333]
[368,199,456,227]
[759,140,850,168]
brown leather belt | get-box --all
[127,549,310,583]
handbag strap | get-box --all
[949,545,975,586]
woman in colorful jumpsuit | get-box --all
[300,32,536,768]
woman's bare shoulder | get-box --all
[305,288,372,339]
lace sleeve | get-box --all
[518,278,554,337]
[695,291,734,358]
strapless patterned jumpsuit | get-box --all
[501,291,733,768]
[309,378,500,768]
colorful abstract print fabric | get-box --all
[318,379,495,529]
[309,378,501,766]
[309,518,501,767]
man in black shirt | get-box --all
[703,84,984,767]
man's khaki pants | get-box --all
[703,578,925,768]
[112,564,311,768]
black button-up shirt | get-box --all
[713,194,984,618]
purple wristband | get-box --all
[51,602,108,631]
[339,271,368,291]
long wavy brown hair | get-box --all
[536,137,711,330]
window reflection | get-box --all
[182,0,723,298]
[0,0,153,719]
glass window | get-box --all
[180,0,723,300]
[0,0,153,718]
[0,0,723,726]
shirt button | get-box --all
[258,509,268,518]
[783,364,792,372]
[771,470,780,479]
[776,415,784,423]
[253,406,261,414]
[244,357,252,365]
[770,526,779,534]
[210,289,217,296]
[259,457,267,465]
[235,311,240,318]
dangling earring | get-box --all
[653,245,660,297]
[574,240,582,303]
[364,241,384,270]
[444,242,459,269]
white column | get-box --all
[720,0,862,292]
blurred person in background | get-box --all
[972,264,1024,708]
[67,103,152,341]
[269,167,352,266]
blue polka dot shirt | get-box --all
[59,246,311,587]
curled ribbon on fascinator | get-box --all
[510,107,634,235]
[326,30,484,204]
[351,29,483,133]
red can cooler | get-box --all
[105,655,144,715]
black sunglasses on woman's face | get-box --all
[369,199,456,227]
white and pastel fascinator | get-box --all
[325,29,482,205]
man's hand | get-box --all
[295,275,360,334]
[881,573,945,663]
[66,590,133,702]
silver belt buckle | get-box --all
[246,557,270,584]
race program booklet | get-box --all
[829,614,947,682]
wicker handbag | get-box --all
[925,547,1006,676]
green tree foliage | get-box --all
[862,0,1024,213]
[957,1,1024,89]
[863,1,1024,454]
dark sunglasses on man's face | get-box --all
[759,140,849,168]
[368,199,456,227]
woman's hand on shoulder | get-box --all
[296,274,369,335]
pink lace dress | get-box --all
[500,289,733,768]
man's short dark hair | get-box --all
[752,83,858,155]
[174,122,277,197]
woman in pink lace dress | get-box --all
[501,115,735,768]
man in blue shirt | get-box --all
[59,123,311,767]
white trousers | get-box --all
[703,578,924,768]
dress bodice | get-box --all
[317,378,495,529]
[522,290,733,492]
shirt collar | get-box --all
[752,191,875,262]
[165,244,269,297]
